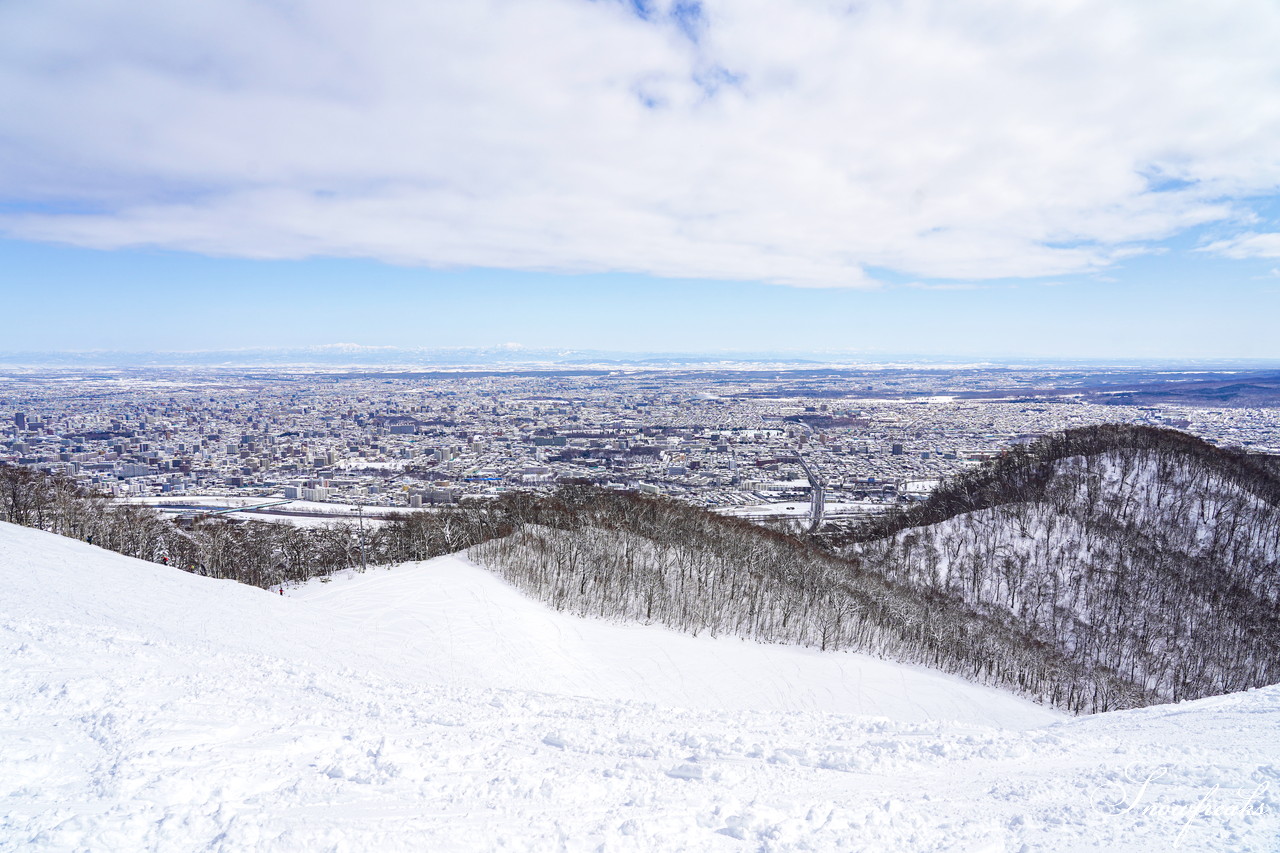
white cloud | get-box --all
[1203,232,1280,260]
[1,0,1279,287]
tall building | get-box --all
[14,412,26,430]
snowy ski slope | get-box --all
[2,521,1278,851]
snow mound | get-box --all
[290,549,1058,726]
[3,521,1279,851]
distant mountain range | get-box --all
[2,345,1278,370]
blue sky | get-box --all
[5,237,1277,358]
[2,0,1279,359]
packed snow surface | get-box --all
[2,521,1278,851]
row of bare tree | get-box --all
[0,465,508,588]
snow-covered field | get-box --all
[2,521,1278,851]
[126,496,414,528]
[715,500,891,520]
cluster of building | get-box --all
[3,368,1277,523]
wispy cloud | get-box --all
[1,0,1278,288]
[1202,232,1280,260]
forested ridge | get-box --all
[834,423,1280,543]
[469,488,1127,712]
[3,424,1277,715]
[827,425,1280,710]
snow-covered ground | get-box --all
[129,495,418,514]
[715,500,891,520]
[2,520,1278,851]
[291,556,1054,725]
[126,496,414,527]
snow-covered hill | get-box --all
[3,520,1279,851]
[291,551,1051,725]
[840,426,1280,711]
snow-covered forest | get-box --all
[832,425,1280,709]
[468,489,1118,712]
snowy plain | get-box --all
[2,520,1278,851]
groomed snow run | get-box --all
[2,520,1278,851]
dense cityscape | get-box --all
[4,364,1277,527]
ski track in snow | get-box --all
[2,521,1278,851]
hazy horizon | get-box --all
[3,342,1280,371]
